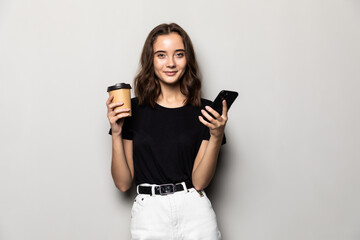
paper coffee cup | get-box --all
[107,83,132,117]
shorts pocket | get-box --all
[189,189,213,208]
[131,194,151,219]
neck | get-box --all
[157,82,186,108]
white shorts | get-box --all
[130,185,221,240]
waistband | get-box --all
[137,181,193,195]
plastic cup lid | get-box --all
[107,83,132,92]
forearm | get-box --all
[111,135,133,192]
[192,135,223,190]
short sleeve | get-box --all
[202,125,210,140]
[201,126,226,145]
[107,116,133,140]
[121,116,133,139]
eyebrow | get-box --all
[154,49,185,54]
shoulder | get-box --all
[130,97,141,109]
[130,97,154,115]
[131,97,153,110]
[131,97,139,105]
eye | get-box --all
[176,52,185,57]
[157,53,166,58]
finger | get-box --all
[204,106,221,119]
[106,95,114,106]
[113,113,130,122]
[222,100,228,117]
[108,102,124,111]
[201,109,216,123]
[109,111,129,123]
[198,116,216,129]
[114,108,130,114]
[113,108,130,116]
[108,107,130,119]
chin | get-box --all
[162,81,180,86]
[160,77,181,85]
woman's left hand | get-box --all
[199,100,228,139]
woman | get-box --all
[106,23,228,240]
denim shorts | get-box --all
[130,184,221,240]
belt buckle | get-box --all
[158,184,175,195]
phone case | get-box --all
[202,90,238,122]
[210,90,238,114]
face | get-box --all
[153,33,187,86]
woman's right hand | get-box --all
[106,95,130,136]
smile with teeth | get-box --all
[164,71,178,76]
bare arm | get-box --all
[106,95,133,192]
[111,137,134,192]
[192,100,228,190]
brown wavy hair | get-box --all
[134,23,202,107]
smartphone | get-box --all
[211,90,238,114]
[203,90,238,120]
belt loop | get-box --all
[151,185,155,196]
[136,185,140,194]
[181,182,188,192]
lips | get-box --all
[164,71,177,76]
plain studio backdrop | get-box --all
[1,0,360,239]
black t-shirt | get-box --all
[112,98,226,186]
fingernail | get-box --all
[205,106,210,110]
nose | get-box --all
[167,56,176,68]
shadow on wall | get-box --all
[118,183,137,201]
[206,147,232,233]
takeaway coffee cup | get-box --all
[107,83,132,116]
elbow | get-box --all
[119,185,131,192]
[192,172,210,190]
[114,182,132,192]
[193,183,201,191]
[192,179,209,191]
[193,183,207,191]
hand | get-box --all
[199,100,228,139]
[106,95,130,136]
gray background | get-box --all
[1,0,360,239]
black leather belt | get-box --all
[138,182,193,195]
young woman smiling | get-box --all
[106,23,228,240]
